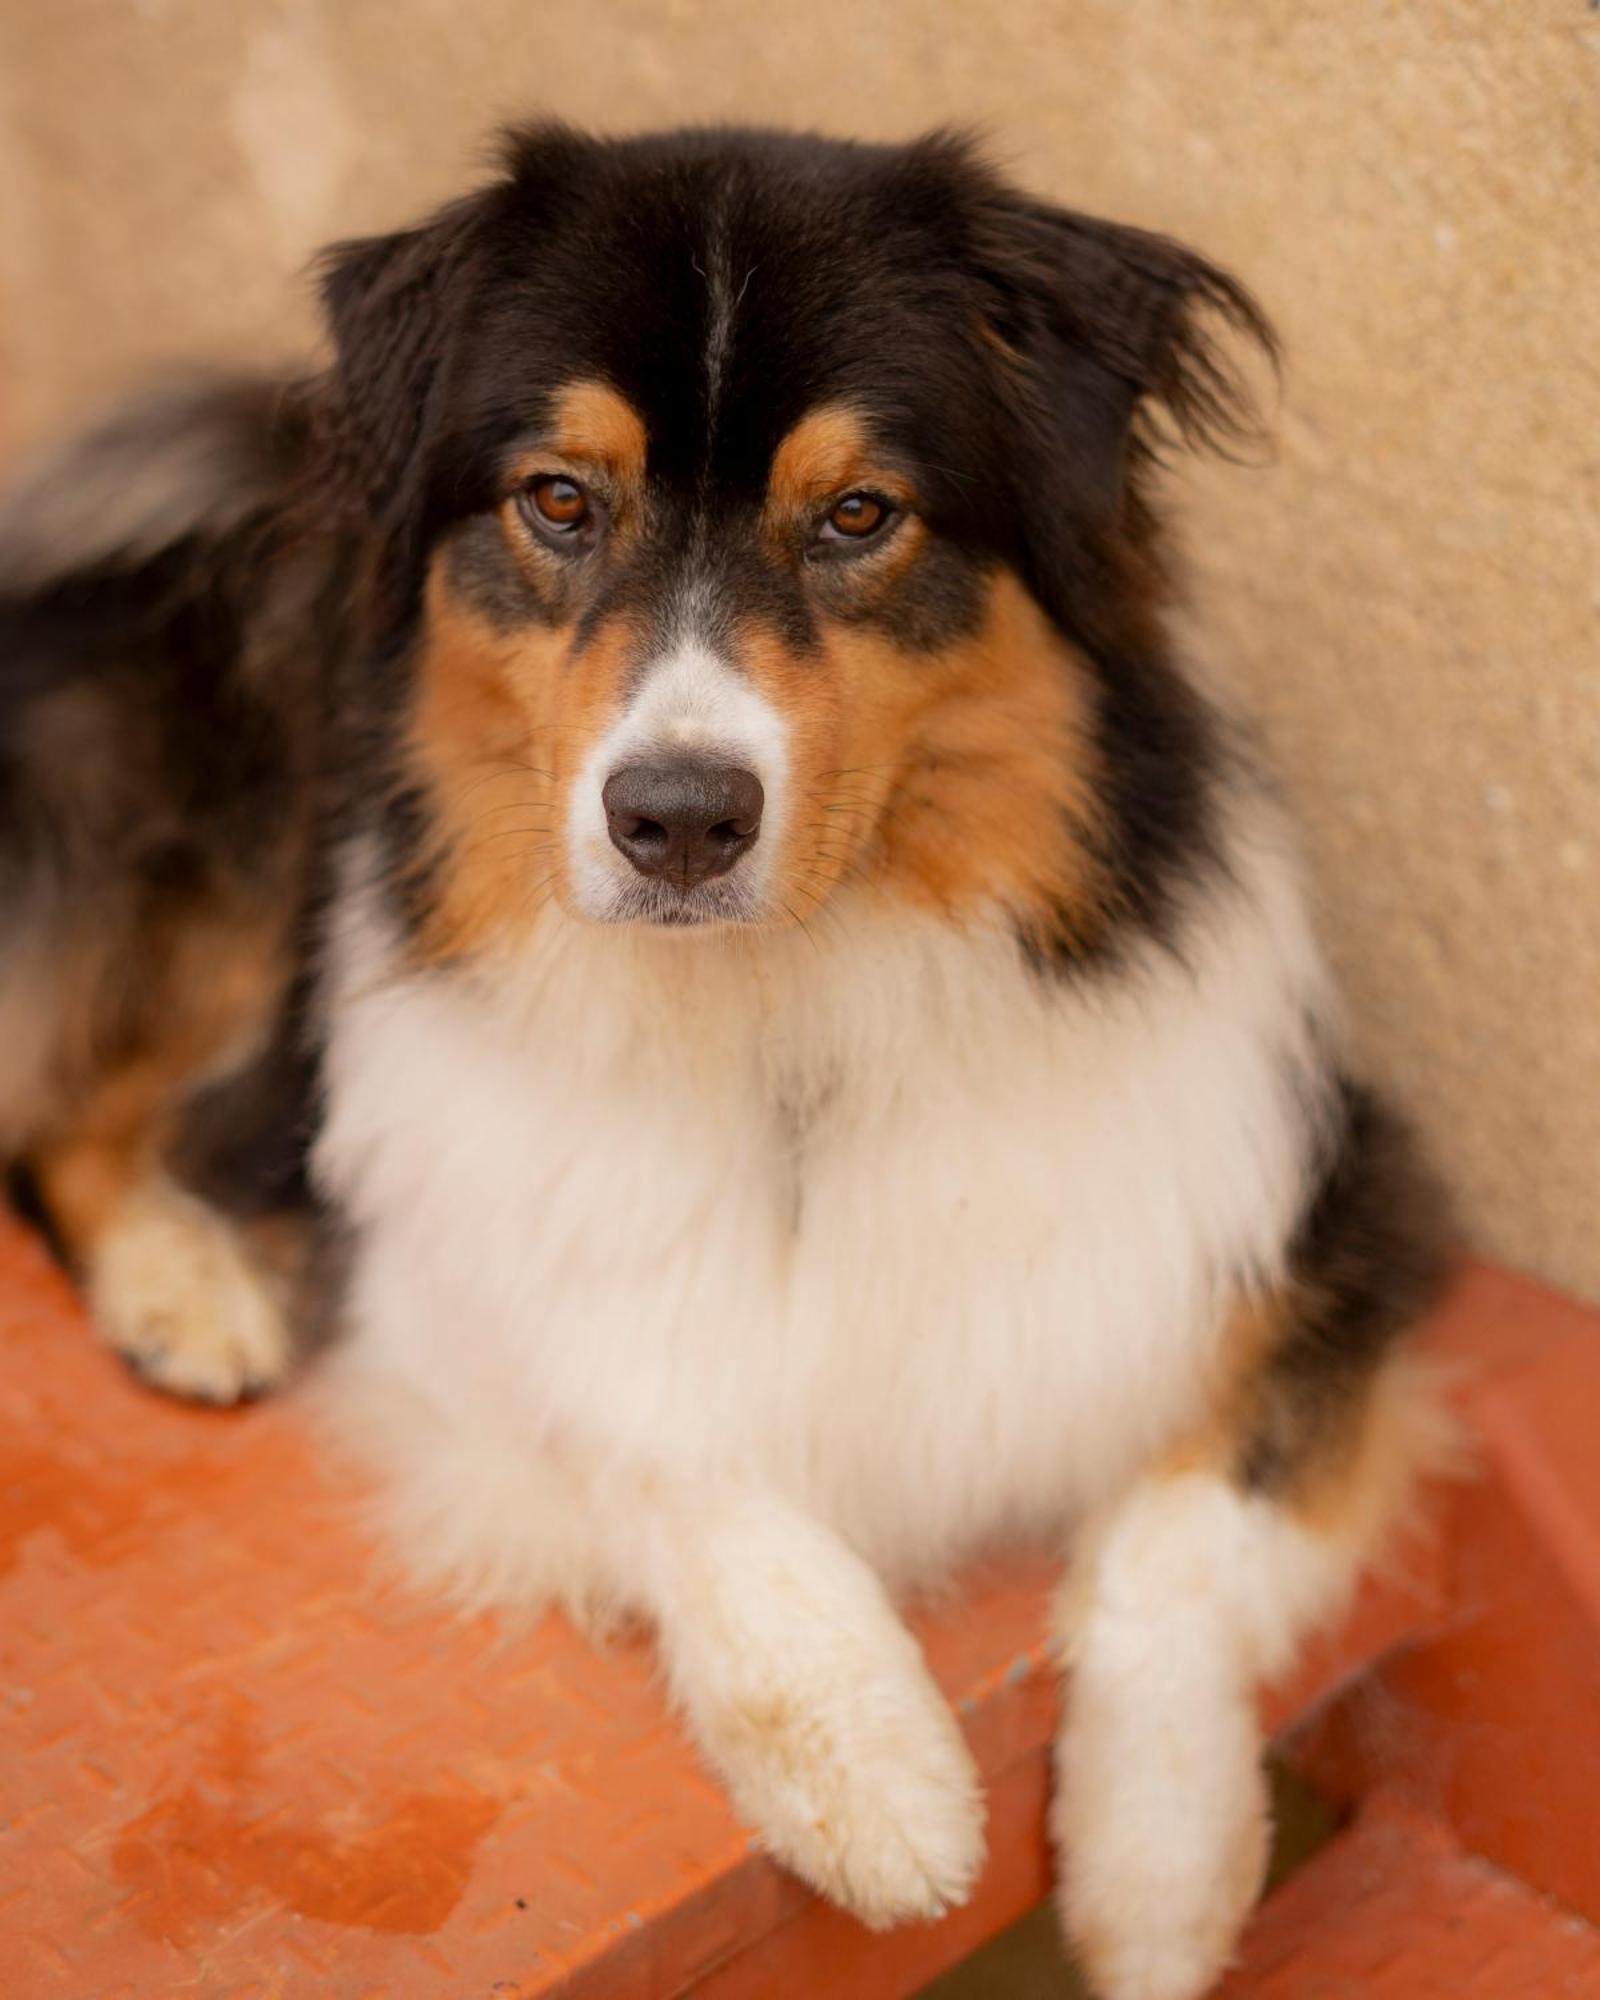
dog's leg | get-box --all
[1052,1081,1448,2000]
[1051,1356,1438,2000]
[32,1083,291,1405]
[641,1492,985,1927]
[1051,1468,1334,2000]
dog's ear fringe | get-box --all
[917,127,1279,466]
[311,193,490,533]
[1059,212,1281,467]
[1019,205,1277,465]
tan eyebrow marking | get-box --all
[766,403,876,515]
[502,380,648,538]
[548,379,648,477]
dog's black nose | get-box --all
[602,758,764,888]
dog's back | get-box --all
[0,374,332,1395]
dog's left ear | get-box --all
[983,195,1275,462]
[964,172,1277,620]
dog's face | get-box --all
[322,127,1268,961]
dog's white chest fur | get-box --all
[317,815,1329,1589]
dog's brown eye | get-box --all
[525,475,590,532]
[825,492,889,540]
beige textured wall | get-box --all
[1,1,1595,1297]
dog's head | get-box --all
[320,124,1271,961]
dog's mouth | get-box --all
[600,872,767,931]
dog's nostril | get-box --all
[603,759,764,889]
[621,815,667,846]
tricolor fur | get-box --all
[0,125,1448,2000]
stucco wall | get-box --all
[1,1,1595,1297]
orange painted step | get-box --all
[0,1207,1458,1999]
[1293,1261,1600,1930]
[1219,1791,1600,1997]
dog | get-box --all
[0,124,1448,2000]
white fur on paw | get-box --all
[709,1659,986,1927]
[1054,1687,1268,2000]
[89,1184,291,1404]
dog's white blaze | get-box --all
[565,635,791,920]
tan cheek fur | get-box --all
[402,559,636,963]
[398,378,652,962]
[743,570,1108,946]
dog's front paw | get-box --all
[709,1653,986,1927]
[89,1182,292,1404]
[658,1504,986,1926]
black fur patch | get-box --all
[1236,1080,1453,1497]
[0,376,343,1219]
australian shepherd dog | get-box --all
[0,125,1447,2000]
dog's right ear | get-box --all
[317,124,590,568]
[316,191,488,539]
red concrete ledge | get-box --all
[1217,1789,1600,1997]
[0,1209,1585,1998]
[1294,1262,1600,1933]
